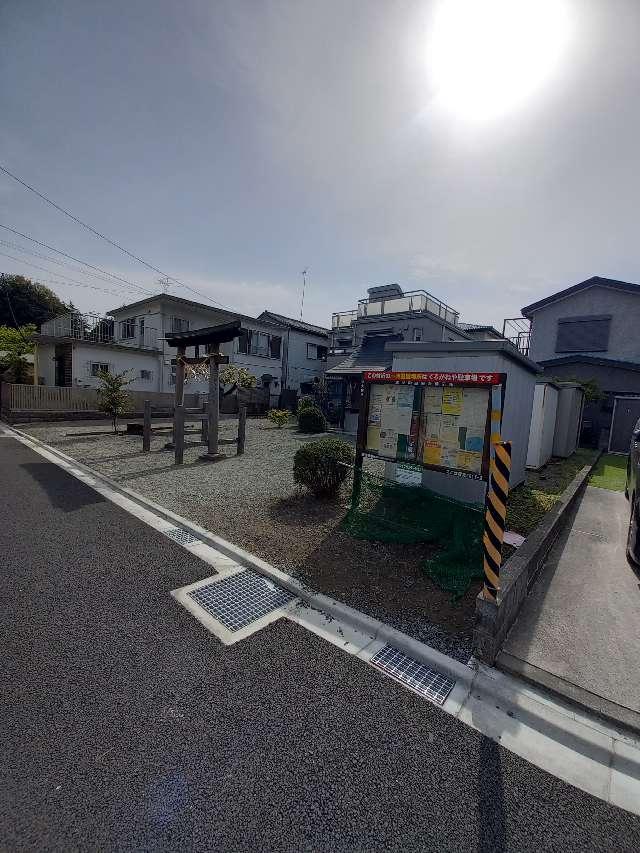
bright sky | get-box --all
[2,0,640,329]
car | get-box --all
[626,416,640,566]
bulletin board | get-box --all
[360,371,505,481]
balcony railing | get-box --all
[331,310,358,329]
[357,290,459,325]
[40,312,160,350]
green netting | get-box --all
[342,468,485,600]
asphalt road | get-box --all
[2,435,640,852]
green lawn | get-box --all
[505,448,598,537]
[589,453,628,492]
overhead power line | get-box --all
[0,250,143,299]
[0,164,235,311]
[0,236,152,294]
[0,224,152,294]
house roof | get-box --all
[107,292,286,331]
[258,310,329,337]
[458,323,505,337]
[326,333,402,375]
[385,340,541,374]
[521,276,640,318]
[108,292,229,317]
[537,354,640,373]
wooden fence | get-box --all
[2,383,199,418]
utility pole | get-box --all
[300,268,308,320]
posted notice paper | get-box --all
[442,387,464,415]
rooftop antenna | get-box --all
[158,276,172,294]
[300,268,308,320]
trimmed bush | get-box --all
[296,395,316,415]
[293,438,354,497]
[297,404,327,434]
[267,408,290,428]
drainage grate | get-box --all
[370,645,455,706]
[164,527,199,546]
[188,570,296,632]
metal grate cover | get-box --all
[188,570,295,632]
[164,527,199,545]
[370,645,455,706]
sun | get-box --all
[427,0,571,121]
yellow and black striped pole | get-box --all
[483,440,512,602]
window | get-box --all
[307,343,328,361]
[90,362,110,376]
[139,318,145,336]
[270,336,282,358]
[140,369,153,380]
[170,317,190,333]
[555,315,611,353]
[119,319,136,339]
[237,329,281,358]
[413,328,423,342]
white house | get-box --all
[33,294,325,403]
[257,311,329,394]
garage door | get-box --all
[609,396,640,453]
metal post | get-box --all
[482,440,512,603]
[202,346,223,461]
[174,404,185,465]
[142,399,151,452]
[166,345,186,451]
[352,380,370,508]
[237,405,247,455]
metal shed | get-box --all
[609,395,640,454]
[552,383,585,458]
[526,381,560,469]
[387,341,540,504]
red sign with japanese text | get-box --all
[363,371,502,385]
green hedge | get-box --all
[293,437,354,497]
[297,404,327,434]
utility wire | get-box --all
[0,250,143,298]
[0,225,152,293]
[0,236,152,294]
[0,165,235,310]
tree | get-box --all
[218,364,257,403]
[0,324,36,383]
[97,370,133,433]
[552,376,604,403]
[0,274,69,328]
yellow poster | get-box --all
[456,450,483,473]
[442,387,464,415]
[423,439,442,466]
[366,426,380,451]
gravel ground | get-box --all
[21,417,478,661]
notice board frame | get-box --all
[356,370,507,483]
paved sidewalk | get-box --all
[499,486,640,730]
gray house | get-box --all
[257,311,329,396]
[327,284,477,430]
[522,276,640,448]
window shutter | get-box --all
[556,316,611,353]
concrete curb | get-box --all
[6,423,474,688]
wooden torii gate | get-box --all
[166,320,243,464]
